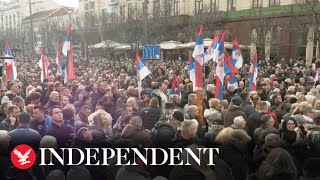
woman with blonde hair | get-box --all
[90,110,113,145]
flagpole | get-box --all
[203,56,206,88]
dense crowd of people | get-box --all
[0,56,320,180]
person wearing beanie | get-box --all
[8,112,41,151]
[222,96,247,127]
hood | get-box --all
[121,125,142,139]
[154,121,174,130]
[228,105,241,112]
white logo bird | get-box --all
[13,148,32,165]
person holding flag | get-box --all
[62,25,75,83]
[249,51,259,91]
[4,42,17,81]
[38,48,48,83]
[136,52,151,98]
[192,25,204,91]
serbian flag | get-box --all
[249,51,258,91]
[38,48,48,82]
[231,37,243,69]
[56,39,62,73]
[224,53,238,76]
[189,59,196,85]
[204,35,219,63]
[192,25,204,90]
[215,32,226,100]
[4,42,17,81]
[62,25,75,83]
[136,52,151,80]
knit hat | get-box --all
[172,111,184,122]
[231,96,243,106]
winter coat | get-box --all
[219,144,248,180]
[151,121,176,148]
[141,106,162,130]
[74,113,89,126]
[121,124,151,146]
[47,122,75,148]
[247,112,268,138]
[8,126,41,151]
[30,115,52,137]
[0,117,18,131]
[223,106,247,128]
[241,101,256,118]
[204,108,223,132]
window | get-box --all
[89,2,95,9]
[173,0,180,15]
[227,0,236,11]
[120,5,125,21]
[269,0,280,6]
[153,0,160,16]
[195,0,203,15]
[84,3,89,10]
[210,0,217,12]
[252,0,261,8]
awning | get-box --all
[159,40,182,50]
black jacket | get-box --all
[241,101,256,118]
[8,126,41,151]
[219,144,248,180]
[0,149,11,180]
[47,122,75,148]
[151,121,176,148]
[141,106,162,130]
[0,117,18,131]
[247,112,267,138]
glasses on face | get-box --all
[287,123,295,126]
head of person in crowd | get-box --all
[272,93,282,105]
[118,89,127,99]
[230,96,243,107]
[49,105,63,125]
[33,105,46,121]
[127,86,136,97]
[261,114,275,128]
[46,170,65,180]
[126,97,138,110]
[172,94,181,107]
[60,87,71,98]
[0,130,10,149]
[60,95,70,108]
[49,91,60,103]
[75,123,92,142]
[121,104,134,117]
[92,110,113,135]
[162,102,175,117]
[181,119,198,140]
[66,165,92,180]
[1,101,12,117]
[168,111,184,129]
[261,133,281,158]
[257,148,297,180]
[12,96,25,111]
[232,116,246,130]
[27,92,41,105]
[81,94,92,106]
[220,99,229,110]
[256,101,268,113]
[8,104,20,120]
[8,82,20,95]
[206,84,215,95]
[102,93,113,105]
[300,102,315,122]
[18,112,31,126]
[186,105,200,120]
[187,93,197,106]
[98,80,109,94]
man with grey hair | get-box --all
[173,119,199,148]
[254,114,277,143]
[183,93,197,113]
[45,91,60,110]
[231,116,246,130]
[300,102,314,123]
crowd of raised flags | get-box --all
[3,25,75,84]
[6,24,320,95]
